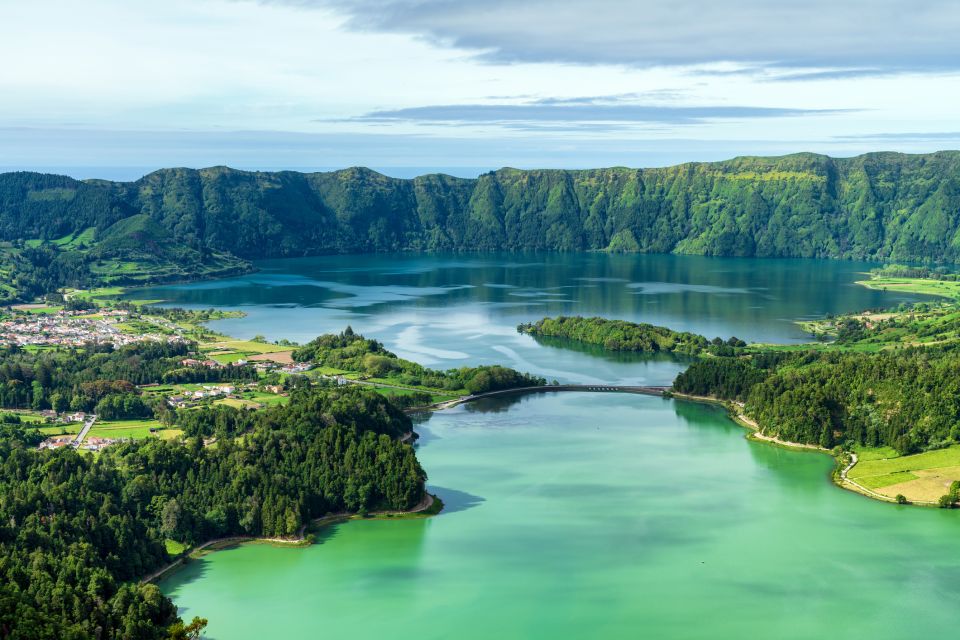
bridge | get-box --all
[428,384,671,410]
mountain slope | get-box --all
[2,152,960,273]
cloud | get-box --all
[833,132,960,141]
[261,0,960,71]
[342,98,850,131]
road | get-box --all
[71,414,97,448]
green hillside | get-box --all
[3,151,960,299]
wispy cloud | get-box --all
[266,0,960,73]
[833,132,960,141]
[341,98,852,131]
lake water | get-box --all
[134,253,925,386]
[148,254,957,639]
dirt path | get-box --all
[746,424,826,451]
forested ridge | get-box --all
[4,151,960,299]
[673,346,960,454]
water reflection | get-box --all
[130,252,931,386]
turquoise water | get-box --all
[161,394,960,639]
[148,254,956,638]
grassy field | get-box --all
[164,539,188,556]
[371,386,459,404]
[848,445,960,502]
[1,411,51,424]
[856,276,960,300]
[243,391,289,406]
[115,319,174,335]
[208,352,249,364]
[35,423,83,436]
[12,304,64,315]
[87,419,168,440]
[200,339,291,355]
[198,339,293,366]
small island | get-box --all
[518,315,745,356]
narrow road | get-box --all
[72,414,97,448]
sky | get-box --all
[2,0,960,178]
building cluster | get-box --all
[167,384,237,407]
[38,434,75,450]
[0,309,185,348]
[81,436,119,451]
[38,433,120,451]
[180,357,223,368]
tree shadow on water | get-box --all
[430,486,485,514]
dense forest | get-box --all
[0,383,425,639]
[518,316,745,356]
[293,328,546,393]
[4,151,960,299]
[673,347,960,453]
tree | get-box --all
[168,617,208,640]
[162,499,183,538]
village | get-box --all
[0,299,318,454]
[0,307,187,348]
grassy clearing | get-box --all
[13,304,64,315]
[367,376,468,397]
[856,277,960,300]
[214,397,262,409]
[66,286,128,303]
[50,227,96,249]
[371,386,458,404]
[208,352,251,364]
[35,423,83,436]
[87,419,166,440]
[164,539,188,556]
[200,340,290,355]
[849,445,960,502]
[246,392,288,406]
[1,411,50,425]
[855,470,918,489]
[115,320,172,335]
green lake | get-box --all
[147,254,958,638]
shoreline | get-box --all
[667,392,941,507]
[143,492,441,584]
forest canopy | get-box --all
[0,383,425,638]
[292,328,546,394]
[518,316,745,356]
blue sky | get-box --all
[2,0,959,178]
